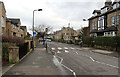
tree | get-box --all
[34,24,52,44]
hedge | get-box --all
[82,36,120,51]
[2,35,24,44]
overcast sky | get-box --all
[1,0,114,34]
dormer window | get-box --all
[101,7,108,13]
[113,3,119,9]
[94,13,97,16]
[92,10,101,16]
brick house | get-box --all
[0,1,6,36]
[6,18,26,38]
[54,27,78,41]
[88,0,120,37]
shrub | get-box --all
[2,36,24,44]
[82,36,120,52]
[82,36,93,47]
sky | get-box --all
[1,0,114,34]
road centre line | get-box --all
[81,54,118,69]
[56,56,76,77]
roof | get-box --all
[7,18,20,25]
[113,0,120,4]
[0,1,6,13]
[104,26,118,32]
[92,10,101,14]
[88,7,120,20]
[20,26,27,29]
[90,29,98,33]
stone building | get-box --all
[54,27,78,41]
[88,0,120,37]
[0,1,6,36]
[6,18,26,38]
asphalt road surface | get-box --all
[3,42,118,77]
[47,42,118,76]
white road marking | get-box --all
[83,55,118,68]
[58,47,62,50]
[95,61,119,68]
[56,56,76,77]
[57,51,61,54]
[65,50,69,53]
[64,47,68,49]
[51,48,55,50]
[70,47,75,49]
[76,52,78,54]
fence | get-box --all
[17,42,29,59]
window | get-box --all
[66,33,69,35]
[1,16,5,27]
[13,25,16,29]
[92,22,97,30]
[94,22,97,29]
[71,33,74,36]
[98,16,104,30]
[92,22,94,30]
[93,13,97,16]
[113,3,120,9]
[21,29,23,32]
[101,8,107,14]
[2,27,4,35]
[104,31,116,36]
[112,16,115,25]
[18,28,20,32]
[116,16,119,25]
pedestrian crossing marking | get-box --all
[65,50,69,53]
[51,48,55,50]
[57,51,61,53]
[70,47,75,49]
[64,47,68,49]
[58,47,62,50]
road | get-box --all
[3,42,118,77]
[47,41,118,76]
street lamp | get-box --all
[33,9,42,51]
[115,1,119,52]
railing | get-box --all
[17,42,29,59]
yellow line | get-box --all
[2,49,32,75]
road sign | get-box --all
[33,32,37,35]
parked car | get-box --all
[46,39,52,42]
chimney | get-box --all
[105,0,112,7]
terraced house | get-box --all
[0,1,6,36]
[6,18,27,38]
[89,0,120,37]
[54,27,78,41]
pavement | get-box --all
[2,42,119,77]
[2,43,71,76]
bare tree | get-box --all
[33,24,52,44]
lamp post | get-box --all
[115,1,119,52]
[33,9,42,51]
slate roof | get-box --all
[6,18,20,25]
